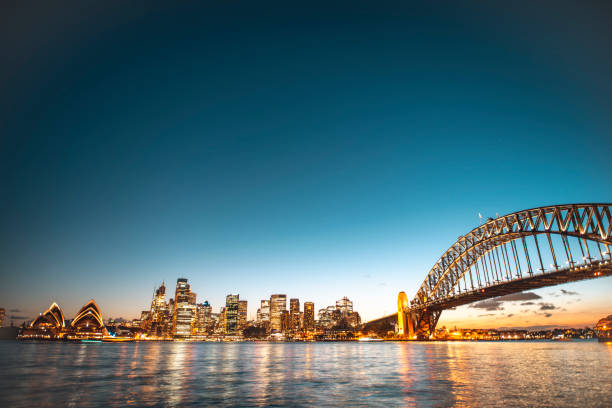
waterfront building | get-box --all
[139,311,151,330]
[225,294,239,335]
[149,283,169,337]
[196,301,213,334]
[174,278,190,304]
[270,294,286,332]
[238,300,248,331]
[174,304,195,337]
[23,302,66,338]
[217,307,226,334]
[290,298,300,331]
[336,296,353,316]
[172,278,192,337]
[303,302,315,331]
[70,299,108,338]
[257,300,270,326]
[189,292,197,305]
[280,310,290,332]
[0,308,4,327]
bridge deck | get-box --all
[413,261,612,311]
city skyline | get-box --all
[2,2,612,329]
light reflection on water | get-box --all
[0,341,610,407]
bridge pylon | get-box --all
[398,292,441,340]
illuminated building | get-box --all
[173,278,193,337]
[290,298,300,331]
[238,300,248,331]
[189,292,197,305]
[270,294,286,332]
[0,308,4,327]
[174,304,195,337]
[336,296,353,316]
[225,294,239,335]
[280,310,290,332]
[257,300,270,326]
[196,301,212,334]
[70,299,108,338]
[139,311,151,330]
[149,283,169,336]
[218,307,226,334]
[303,302,314,331]
[174,278,190,304]
[24,302,66,338]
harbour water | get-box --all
[0,340,610,407]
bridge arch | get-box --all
[399,204,612,339]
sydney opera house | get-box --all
[21,299,108,340]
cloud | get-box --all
[9,308,21,312]
[544,313,552,318]
[496,292,541,301]
[470,292,542,311]
[538,303,558,311]
[521,302,535,306]
[560,289,579,296]
[507,314,514,318]
[470,299,504,311]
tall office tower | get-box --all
[139,311,151,330]
[195,302,210,334]
[225,294,239,335]
[280,310,290,332]
[303,302,315,331]
[173,278,192,337]
[238,300,248,330]
[174,304,195,337]
[201,301,212,326]
[289,298,300,331]
[259,300,270,323]
[217,308,226,334]
[189,292,197,305]
[336,296,353,316]
[269,294,286,332]
[150,282,167,322]
[0,308,5,327]
[175,278,190,304]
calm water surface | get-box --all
[0,340,610,407]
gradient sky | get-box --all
[1,1,611,327]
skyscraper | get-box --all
[175,278,190,304]
[225,294,239,335]
[173,278,193,337]
[189,292,197,305]
[290,298,300,331]
[303,302,315,331]
[196,301,212,334]
[336,296,353,316]
[280,310,290,332]
[257,300,270,323]
[269,294,286,332]
[238,300,248,331]
[0,308,5,328]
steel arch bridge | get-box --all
[398,203,612,339]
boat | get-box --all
[102,337,135,343]
[81,339,102,343]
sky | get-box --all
[1,1,611,328]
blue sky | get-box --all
[1,1,611,325]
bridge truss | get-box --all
[399,204,612,339]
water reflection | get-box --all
[0,341,610,407]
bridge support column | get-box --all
[398,292,441,339]
[409,309,441,340]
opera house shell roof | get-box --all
[24,299,108,339]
